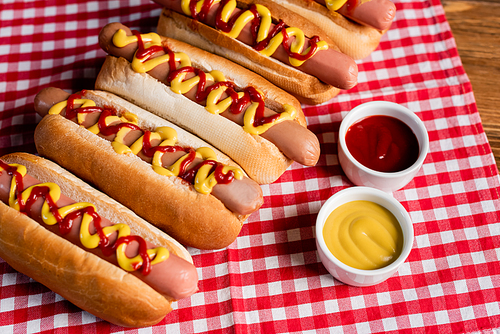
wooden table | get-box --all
[442,0,500,171]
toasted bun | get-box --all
[34,92,248,250]
[95,55,297,184]
[157,4,340,105]
[268,0,384,60]
[0,152,184,327]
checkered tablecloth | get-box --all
[1,0,499,333]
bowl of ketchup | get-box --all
[338,101,429,192]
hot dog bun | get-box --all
[34,89,262,250]
[0,152,196,327]
[155,0,359,105]
[95,25,320,184]
[268,0,393,60]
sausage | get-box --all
[34,87,264,216]
[153,0,358,90]
[99,22,321,167]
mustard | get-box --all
[112,29,297,135]
[324,0,348,11]
[0,162,170,273]
[181,0,329,66]
[323,200,403,270]
[48,97,243,195]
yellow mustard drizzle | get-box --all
[6,163,26,209]
[324,0,348,11]
[180,0,329,66]
[243,103,296,135]
[113,29,192,73]
[0,162,169,273]
[112,29,297,136]
[48,98,243,195]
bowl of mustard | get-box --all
[316,187,414,287]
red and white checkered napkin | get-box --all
[1,0,499,333]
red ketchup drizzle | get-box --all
[253,20,287,52]
[0,160,154,275]
[0,161,27,212]
[345,115,420,173]
[132,30,163,59]
[177,149,197,176]
[180,160,235,185]
[214,0,247,33]
[190,0,216,21]
[115,235,152,273]
[141,131,185,158]
[282,33,321,62]
[97,108,142,136]
[249,6,263,44]
[65,91,102,120]
[66,92,142,136]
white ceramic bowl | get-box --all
[338,101,429,192]
[316,187,414,287]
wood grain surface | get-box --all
[442,0,500,171]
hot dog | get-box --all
[267,0,396,59]
[152,0,358,104]
[0,152,198,327]
[34,88,263,249]
[96,23,321,183]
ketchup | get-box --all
[345,115,419,173]
[197,0,321,63]
[63,91,237,188]
[133,31,279,128]
[0,160,156,276]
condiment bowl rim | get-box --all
[316,186,414,276]
[338,101,429,178]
